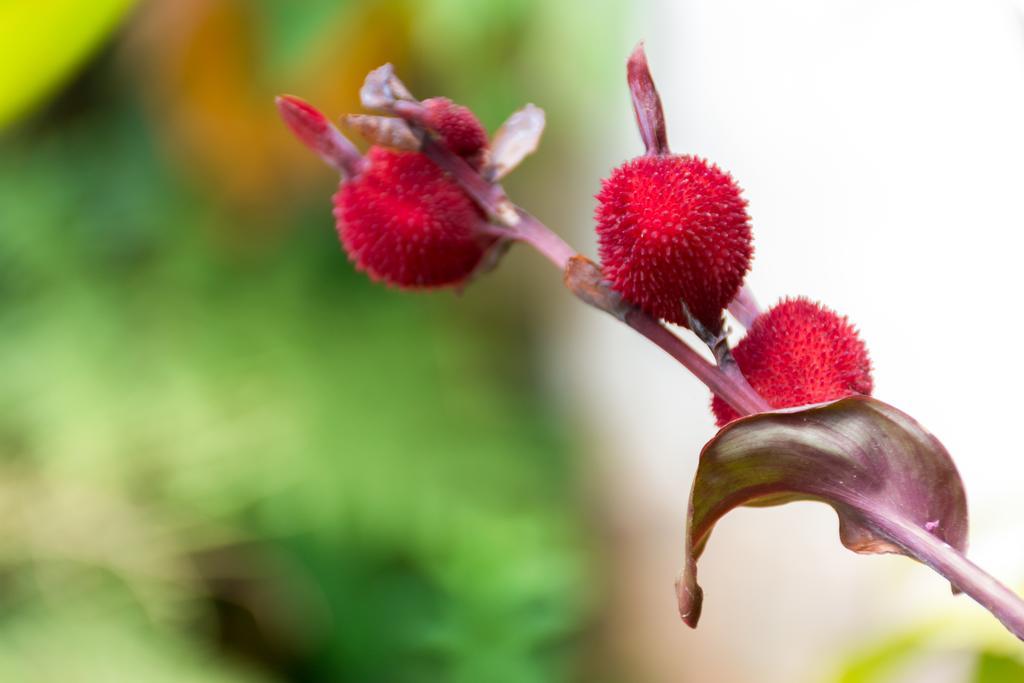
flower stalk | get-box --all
[274,42,1024,645]
[363,61,770,416]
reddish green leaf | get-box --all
[679,396,1024,641]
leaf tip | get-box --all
[676,573,703,628]
[627,41,648,71]
[625,41,668,155]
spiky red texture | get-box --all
[333,146,490,288]
[711,298,874,426]
[595,155,753,331]
[422,97,488,166]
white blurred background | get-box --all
[558,1,1024,681]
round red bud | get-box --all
[711,298,874,426]
[595,155,753,331]
[333,146,492,288]
[422,97,489,167]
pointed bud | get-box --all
[627,43,669,155]
[275,95,363,177]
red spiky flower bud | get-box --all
[595,154,753,331]
[421,97,489,167]
[711,297,873,426]
[275,95,494,290]
[333,146,493,288]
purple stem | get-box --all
[477,187,769,416]
[623,311,768,416]
[503,210,577,269]
[869,513,1024,640]
[420,138,519,226]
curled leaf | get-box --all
[483,104,545,181]
[679,396,1024,641]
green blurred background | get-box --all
[0,1,626,681]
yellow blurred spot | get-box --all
[0,0,136,129]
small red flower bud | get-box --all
[334,146,491,288]
[275,95,363,176]
[422,97,489,165]
[711,298,874,426]
[595,155,753,331]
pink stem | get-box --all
[503,210,578,270]
[623,311,768,415]
[501,205,769,416]
[420,138,518,225]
